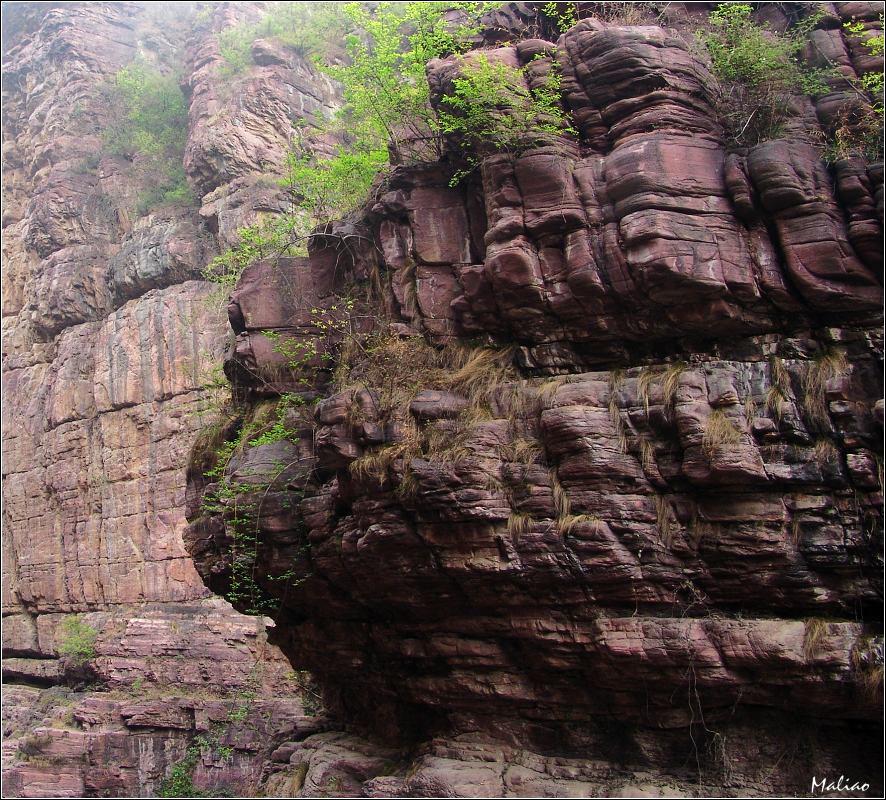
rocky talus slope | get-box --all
[2,2,336,796]
[1,1,883,798]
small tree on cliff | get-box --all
[437,52,576,182]
[203,2,496,288]
[314,1,495,167]
[828,15,885,160]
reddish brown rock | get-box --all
[184,12,883,793]
[5,2,884,797]
[1,4,336,797]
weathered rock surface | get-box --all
[2,676,309,798]
[3,1,883,797]
[1,3,337,796]
[185,4,884,797]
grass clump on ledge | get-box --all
[701,408,742,457]
[802,347,847,431]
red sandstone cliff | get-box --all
[1,2,336,795]
[2,1,884,798]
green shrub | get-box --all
[543,1,577,32]
[699,3,829,147]
[438,53,575,182]
[205,3,494,290]
[158,743,205,798]
[283,143,389,222]
[827,16,884,160]
[102,61,192,214]
[217,2,346,77]
[246,391,305,446]
[323,1,494,164]
[202,213,308,290]
[57,616,98,666]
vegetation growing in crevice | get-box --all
[157,720,247,798]
[824,14,884,161]
[437,52,576,183]
[158,743,204,798]
[803,617,828,660]
[655,493,677,546]
[200,212,316,298]
[801,347,847,431]
[324,2,496,164]
[101,60,192,214]
[343,336,519,487]
[661,361,687,413]
[202,1,577,293]
[699,3,829,147]
[701,408,742,457]
[766,355,792,423]
[543,1,578,32]
[851,634,885,702]
[196,393,316,616]
[56,616,98,667]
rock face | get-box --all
[2,1,884,798]
[184,2,884,797]
[1,3,337,796]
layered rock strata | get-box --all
[2,2,338,795]
[185,2,884,796]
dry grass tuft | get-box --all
[500,436,543,465]
[765,385,788,422]
[557,513,601,536]
[395,467,418,500]
[813,437,839,466]
[349,443,408,486]
[859,666,885,702]
[851,635,884,703]
[446,344,518,403]
[608,369,627,454]
[654,494,677,546]
[399,262,418,320]
[802,348,848,430]
[636,434,656,471]
[458,403,495,427]
[637,368,658,415]
[743,395,757,426]
[535,376,567,409]
[769,355,791,395]
[483,473,504,493]
[661,361,687,410]
[507,511,532,537]
[762,354,797,425]
[550,469,570,519]
[803,618,828,661]
[702,408,742,457]
[423,423,471,464]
